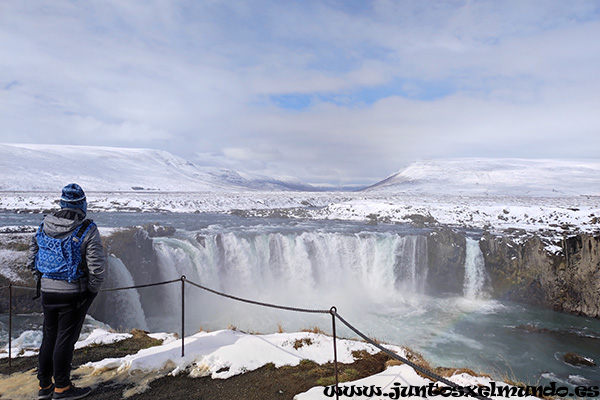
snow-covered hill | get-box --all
[0,143,317,192]
[3,144,598,197]
[365,159,600,197]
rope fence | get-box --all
[1,278,490,400]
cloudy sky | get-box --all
[1,1,599,185]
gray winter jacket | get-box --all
[27,208,106,293]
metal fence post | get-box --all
[8,283,12,369]
[330,306,339,400]
[181,276,186,357]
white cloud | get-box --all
[1,0,599,185]
[72,116,173,142]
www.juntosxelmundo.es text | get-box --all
[322,382,600,398]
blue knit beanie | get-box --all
[60,183,87,213]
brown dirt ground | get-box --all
[0,330,394,400]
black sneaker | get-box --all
[38,383,54,400]
[53,385,92,400]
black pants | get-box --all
[38,291,97,388]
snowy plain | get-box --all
[2,191,598,243]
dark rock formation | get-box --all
[563,352,596,367]
[479,232,600,318]
[479,233,552,306]
[144,224,176,238]
[426,229,466,295]
[102,227,159,285]
[559,235,600,317]
[0,232,40,314]
[94,227,164,325]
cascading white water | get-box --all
[139,232,429,333]
[148,237,216,331]
[463,237,488,299]
[193,232,428,298]
[93,256,148,331]
[394,235,428,291]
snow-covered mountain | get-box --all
[365,158,600,196]
[2,144,598,197]
[0,143,317,192]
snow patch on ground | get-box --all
[315,195,599,234]
[74,328,133,350]
[84,329,393,381]
[1,327,539,399]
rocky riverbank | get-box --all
[423,227,600,318]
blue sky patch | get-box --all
[268,79,458,110]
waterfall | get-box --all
[463,238,488,299]
[184,232,428,298]
[91,256,148,331]
[148,238,210,331]
[394,235,428,291]
[103,230,432,333]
